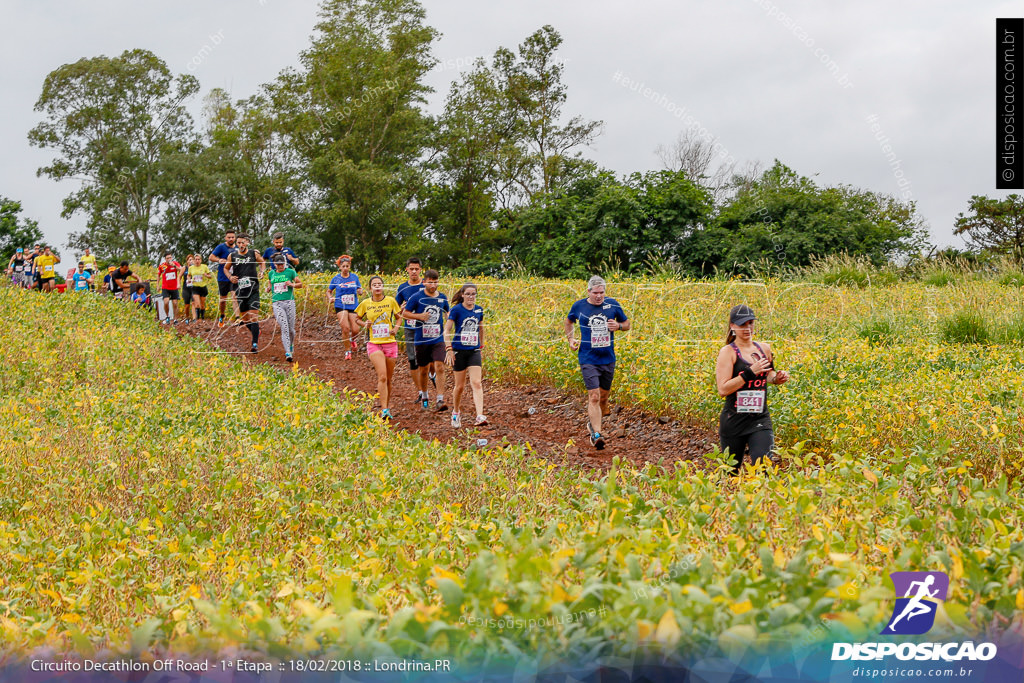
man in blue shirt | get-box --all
[208,230,238,327]
[395,257,427,402]
[70,262,93,292]
[402,268,450,411]
[261,232,300,273]
[564,275,631,450]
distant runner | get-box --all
[70,262,93,292]
[327,255,363,360]
[181,255,195,323]
[209,230,238,327]
[225,234,266,353]
[261,232,300,271]
[111,262,139,299]
[268,254,304,362]
[715,304,790,475]
[80,248,98,286]
[354,275,402,420]
[564,275,631,450]
[403,269,450,412]
[7,248,29,288]
[444,283,486,428]
[188,254,212,322]
[35,246,60,293]
[156,252,183,324]
[395,257,427,404]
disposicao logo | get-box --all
[881,571,949,635]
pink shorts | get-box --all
[367,341,398,358]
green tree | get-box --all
[0,198,45,264]
[512,168,711,278]
[271,0,437,271]
[954,194,1024,263]
[27,49,199,261]
[681,161,928,276]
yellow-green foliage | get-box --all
[0,285,1022,664]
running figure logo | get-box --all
[881,571,949,635]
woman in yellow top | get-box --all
[187,254,213,321]
[354,275,401,420]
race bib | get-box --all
[590,327,610,348]
[422,323,441,339]
[372,323,391,339]
[461,328,479,347]
[42,265,54,277]
[273,282,288,294]
[238,277,254,288]
[166,271,176,281]
[14,265,23,273]
[341,293,355,305]
[735,389,766,414]
[193,274,203,284]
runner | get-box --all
[156,252,183,324]
[326,255,364,360]
[261,232,300,271]
[209,230,238,327]
[34,246,60,293]
[180,255,194,323]
[444,283,486,428]
[80,248,97,287]
[70,262,93,292]
[6,248,28,288]
[564,275,631,450]
[402,269,450,412]
[112,263,140,299]
[268,254,304,362]
[27,245,42,291]
[353,275,402,420]
[188,254,213,321]
[395,257,428,403]
[715,304,790,475]
[224,234,265,353]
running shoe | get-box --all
[218,318,225,328]
[351,340,357,352]
[451,412,461,429]
[251,343,258,354]
[474,415,488,427]
[381,408,393,421]
[422,398,430,410]
[435,398,448,412]
[286,353,294,363]
[344,350,352,360]
[428,369,436,389]
[591,432,605,450]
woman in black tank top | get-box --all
[714,305,790,475]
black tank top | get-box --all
[231,249,259,281]
[720,341,773,436]
[12,256,25,272]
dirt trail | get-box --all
[178,315,717,470]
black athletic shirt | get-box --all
[230,249,260,296]
[11,256,25,273]
[720,341,774,437]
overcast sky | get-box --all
[1,0,1018,253]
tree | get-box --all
[27,49,199,261]
[656,128,761,205]
[954,194,1024,263]
[0,198,45,263]
[270,0,438,271]
[681,161,929,276]
[512,168,711,278]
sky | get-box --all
[0,0,1018,253]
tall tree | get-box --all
[27,49,199,261]
[954,194,1024,263]
[0,197,45,263]
[271,0,438,271]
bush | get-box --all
[998,271,1024,287]
[857,319,898,345]
[997,315,1024,342]
[940,312,990,344]
[923,270,956,287]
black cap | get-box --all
[729,304,756,325]
[272,254,287,265]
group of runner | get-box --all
[6,230,791,472]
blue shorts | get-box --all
[580,363,615,391]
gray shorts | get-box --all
[580,363,615,391]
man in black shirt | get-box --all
[225,234,266,352]
[111,262,139,299]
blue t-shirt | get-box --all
[405,290,449,345]
[448,304,484,350]
[262,247,297,272]
[72,272,91,291]
[212,243,234,282]
[567,298,629,366]
[328,273,361,310]
[395,280,426,333]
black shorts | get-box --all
[335,306,355,314]
[452,348,482,372]
[580,362,615,391]
[182,287,193,303]
[415,341,446,367]
[192,286,208,297]
[163,289,180,301]
[40,277,54,286]
[218,280,235,297]
[719,427,775,475]
[237,290,260,313]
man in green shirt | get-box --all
[268,254,304,362]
